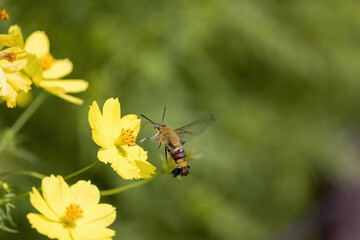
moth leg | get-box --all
[139,133,159,143]
[164,147,168,162]
[140,137,156,143]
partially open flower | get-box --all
[24,31,88,105]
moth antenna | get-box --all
[161,107,166,124]
[140,114,156,124]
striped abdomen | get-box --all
[169,146,190,177]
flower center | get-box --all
[0,9,9,20]
[114,128,136,146]
[60,203,83,229]
[41,52,56,70]
[0,51,16,62]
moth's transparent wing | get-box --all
[174,114,215,145]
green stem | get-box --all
[0,160,99,207]
[100,170,164,196]
[0,170,46,180]
[1,191,31,206]
[0,91,47,157]
[64,160,99,180]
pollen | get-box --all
[114,128,136,146]
[41,52,56,70]
[0,9,9,20]
[60,203,83,229]
[0,51,16,62]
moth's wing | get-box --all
[174,114,215,145]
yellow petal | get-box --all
[134,159,157,178]
[103,98,121,140]
[59,92,84,105]
[97,146,141,179]
[40,80,88,105]
[0,25,23,49]
[8,25,24,48]
[119,114,141,137]
[24,53,43,85]
[3,91,16,108]
[29,187,59,221]
[41,175,71,217]
[5,72,31,92]
[27,213,72,240]
[69,180,100,214]
[80,203,116,227]
[125,145,147,162]
[24,31,49,58]
[71,223,115,240]
[39,79,88,93]
[89,101,114,148]
[98,146,154,179]
[55,91,84,105]
[0,67,17,108]
[0,47,27,71]
[127,145,155,178]
[43,59,73,79]
[139,146,148,161]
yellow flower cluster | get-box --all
[0,23,88,108]
[0,10,163,240]
[26,98,157,239]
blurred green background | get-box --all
[2,0,360,239]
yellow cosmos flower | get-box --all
[24,31,88,105]
[27,175,116,240]
[88,98,156,179]
[0,25,23,49]
[0,47,31,108]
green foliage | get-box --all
[0,181,18,233]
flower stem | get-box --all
[100,170,164,196]
[0,160,99,207]
[1,191,32,206]
[0,91,47,157]
[64,160,99,180]
[0,170,46,180]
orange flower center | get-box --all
[114,128,136,146]
[0,51,16,62]
[61,203,83,228]
[41,52,56,70]
[0,9,9,20]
